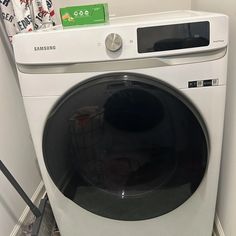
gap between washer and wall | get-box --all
[10,181,45,236]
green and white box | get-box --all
[60,3,109,27]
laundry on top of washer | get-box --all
[60,3,109,28]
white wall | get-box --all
[53,0,191,23]
[0,37,41,235]
[192,1,236,235]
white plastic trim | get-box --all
[214,215,226,236]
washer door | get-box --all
[43,73,208,221]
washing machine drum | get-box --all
[43,73,208,221]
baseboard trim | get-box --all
[214,215,226,236]
[10,181,45,236]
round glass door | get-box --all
[43,73,208,221]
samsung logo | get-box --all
[34,46,56,51]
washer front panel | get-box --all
[43,73,208,221]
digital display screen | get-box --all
[137,21,210,53]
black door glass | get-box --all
[43,73,208,221]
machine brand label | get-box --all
[34,46,56,51]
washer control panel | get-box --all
[13,12,228,65]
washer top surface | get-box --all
[19,10,223,33]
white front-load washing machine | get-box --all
[13,11,228,236]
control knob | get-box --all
[105,33,123,52]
